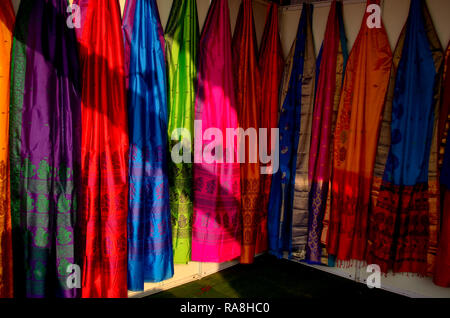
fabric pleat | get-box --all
[306,1,347,265]
[267,4,311,259]
[366,0,443,275]
[0,0,14,299]
[232,0,262,264]
[75,0,129,298]
[192,0,241,263]
[258,2,284,256]
[10,0,81,298]
[326,0,392,262]
[164,0,199,265]
[123,0,174,291]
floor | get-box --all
[147,255,404,298]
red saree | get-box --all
[258,1,283,257]
[307,0,347,264]
[75,0,129,298]
[232,0,262,264]
[434,42,450,287]
[326,0,392,262]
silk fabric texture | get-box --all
[232,0,262,264]
[75,0,129,298]
[165,0,199,265]
[307,0,347,265]
[325,0,392,262]
[10,0,81,298]
[258,2,284,257]
[367,0,443,275]
[192,0,242,262]
[123,0,174,291]
[267,4,312,259]
[0,0,14,299]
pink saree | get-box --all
[192,0,241,262]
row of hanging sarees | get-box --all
[267,0,450,289]
[0,0,285,298]
[1,0,450,299]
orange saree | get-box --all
[326,0,392,262]
[232,0,262,264]
[0,0,14,298]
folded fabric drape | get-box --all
[434,42,450,287]
[366,0,443,275]
[75,0,129,298]
[165,0,199,265]
[10,0,81,298]
[325,0,392,262]
[258,2,284,257]
[0,0,15,299]
[232,0,262,264]
[267,4,311,259]
[307,0,347,265]
[192,0,241,263]
[123,0,174,291]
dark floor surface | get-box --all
[147,254,404,299]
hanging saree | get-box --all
[258,2,284,256]
[9,0,81,298]
[232,0,262,264]
[366,0,443,275]
[267,4,311,259]
[123,0,174,290]
[291,4,316,261]
[325,0,392,262]
[434,43,450,287]
[0,0,14,299]
[165,0,199,265]
[75,0,129,298]
[307,1,347,265]
[422,2,443,276]
[192,0,241,263]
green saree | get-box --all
[165,0,199,264]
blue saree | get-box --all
[267,5,310,259]
[123,0,174,291]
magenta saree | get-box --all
[191,0,241,262]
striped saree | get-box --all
[165,0,199,265]
[326,0,392,262]
[366,0,443,275]
[192,0,241,263]
[267,4,310,259]
[123,0,174,291]
[307,0,347,265]
[10,0,81,298]
[258,2,284,256]
[232,0,262,264]
[0,0,14,299]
